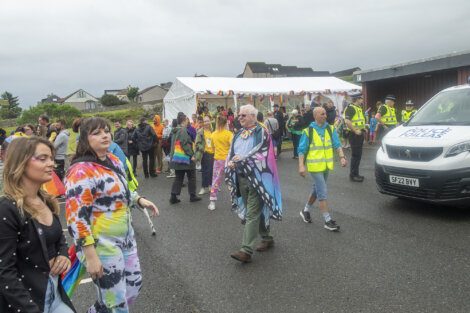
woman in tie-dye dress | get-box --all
[65,117,159,313]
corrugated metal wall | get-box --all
[364,69,458,113]
[457,67,470,84]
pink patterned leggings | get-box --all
[210,160,226,201]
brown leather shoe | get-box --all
[230,251,252,263]
[255,240,274,252]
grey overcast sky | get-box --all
[1,0,469,108]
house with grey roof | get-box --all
[137,84,169,107]
[238,62,330,78]
[60,89,100,111]
[40,94,62,104]
[104,88,129,102]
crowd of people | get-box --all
[0,92,415,312]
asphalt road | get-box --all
[68,145,470,313]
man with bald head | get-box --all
[298,107,347,231]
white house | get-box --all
[61,89,100,111]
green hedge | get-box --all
[17,103,82,127]
[82,108,147,122]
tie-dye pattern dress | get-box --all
[65,153,142,313]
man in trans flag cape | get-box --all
[225,104,283,262]
[225,123,283,225]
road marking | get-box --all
[80,278,93,285]
[62,229,68,232]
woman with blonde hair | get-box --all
[0,137,75,312]
[208,115,233,211]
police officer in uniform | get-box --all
[344,92,366,182]
[401,100,417,123]
[375,94,398,142]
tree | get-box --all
[127,86,139,102]
[17,103,81,127]
[0,91,22,119]
[101,94,124,106]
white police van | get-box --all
[375,83,470,206]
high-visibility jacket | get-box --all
[380,105,397,126]
[401,109,416,122]
[304,125,334,172]
[345,104,366,130]
[126,158,139,192]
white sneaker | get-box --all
[208,201,216,211]
[196,162,202,170]
[198,187,208,195]
[166,169,176,178]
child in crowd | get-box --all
[369,113,377,144]
[208,115,233,211]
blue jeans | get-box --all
[310,171,329,200]
[44,275,74,313]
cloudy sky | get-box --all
[1,0,469,107]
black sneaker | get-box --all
[190,196,202,202]
[349,175,364,182]
[169,195,181,204]
[300,211,312,223]
[324,220,340,231]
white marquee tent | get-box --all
[163,77,361,121]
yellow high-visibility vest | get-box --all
[304,125,334,172]
[126,158,139,192]
[381,105,397,126]
[346,104,366,130]
[401,109,416,122]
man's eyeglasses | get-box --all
[239,113,253,118]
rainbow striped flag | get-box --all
[61,245,86,298]
[171,140,190,164]
[42,171,65,197]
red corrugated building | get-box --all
[354,50,470,113]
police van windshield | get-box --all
[408,88,470,126]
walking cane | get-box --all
[134,205,157,236]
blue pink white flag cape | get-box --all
[225,124,283,226]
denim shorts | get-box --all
[44,275,74,313]
[310,171,329,200]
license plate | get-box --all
[389,175,420,187]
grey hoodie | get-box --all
[54,129,70,160]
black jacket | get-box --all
[324,105,337,125]
[114,127,128,155]
[302,109,315,129]
[127,126,139,156]
[274,111,285,130]
[133,122,156,152]
[0,197,76,313]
